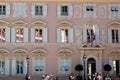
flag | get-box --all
[92,25,100,47]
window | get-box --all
[0,5,6,15]
[35,29,43,43]
[16,61,23,74]
[16,28,24,42]
[84,4,96,18]
[0,61,5,75]
[111,29,119,43]
[113,60,119,74]
[31,3,47,17]
[86,5,94,11]
[87,29,94,43]
[35,5,43,15]
[61,29,68,43]
[14,3,26,17]
[110,5,119,18]
[0,28,5,42]
[61,6,68,16]
[57,28,73,43]
[57,4,73,17]
[34,60,44,74]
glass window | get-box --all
[87,29,94,43]
[61,6,68,16]
[86,5,94,11]
[113,60,119,75]
[112,29,119,43]
[61,29,68,43]
[35,29,43,43]
[0,28,5,42]
[0,5,6,15]
[0,61,5,75]
[16,61,23,74]
[16,28,24,42]
[35,5,43,15]
[111,6,119,12]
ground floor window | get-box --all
[113,60,119,75]
[16,61,23,74]
[0,61,5,74]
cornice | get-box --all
[0,0,120,2]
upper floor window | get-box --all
[84,4,96,18]
[61,6,68,16]
[35,29,43,43]
[111,29,119,43]
[109,5,120,18]
[0,28,5,42]
[31,3,47,18]
[16,28,24,42]
[14,3,26,17]
[0,61,5,75]
[57,3,73,18]
[0,3,10,16]
[0,5,6,15]
[35,5,43,15]
[87,29,94,43]
[57,21,73,43]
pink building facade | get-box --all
[0,0,120,80]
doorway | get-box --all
[87,58,96,76]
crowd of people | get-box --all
[25,73,120,80]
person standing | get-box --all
[116,75,120,80]
[25,74,29,80]
[96,73,102,80]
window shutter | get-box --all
[57,28,61,43]
[68,28,74,43]
[31,4,35,16]
[5,59,10,75]
[12,59,16,75]
[108,29,112,43]
[57,4,61,16]
[6,2,10,16]
[119,30,120,43]
[23,60,27,75]
[68,4,73,17]
[24,28,28,42]
[31,28,35,42]
[109,59,113,74]
[43,28,48,43]
[82,27,87,43]
[95,27,99,41]
[15,4,20,16]
[5,27,10,42]
[43,4,47,16]
[11,28,16,43]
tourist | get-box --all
[69,73,75,80]
[116,75,120,80]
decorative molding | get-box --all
[12,20,28,27]
[32,21,47,27]
[98,6,106,18]
[57,20,73,28]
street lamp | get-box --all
[26,55,30,74]
[83,55,86,80]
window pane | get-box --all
[16,28,23,42]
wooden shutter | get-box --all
[30,28,35,42]
[12,59,16,75]
[23,60,27,75]
[5,27,10,42]
[43,28,48,43]
[24,28,28,42]
[31,3,35,16]
[5,59,10,75]
[108,29,112,43]
[68,28,74,43]
[82,27,87,43]
[43,4,47,16]
[6,2,10,16]
[57,28,61,43]
[57,4,61,16]
[68,4,73,17]
[11,28,16,42]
